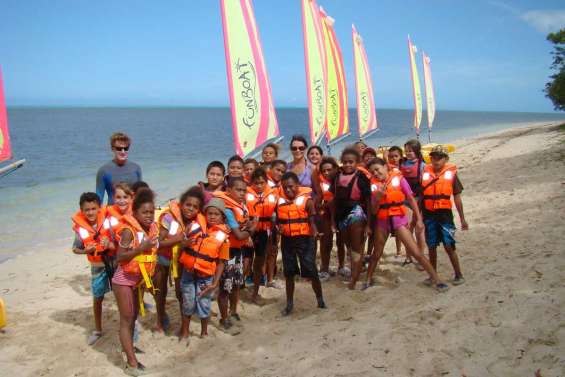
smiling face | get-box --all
[290,140,307,161]
[307,148,322,165]
[135,202,155,230]
[404,144,417,160]
[206,167,224,189]
[181,196,201,222]
[262,146,277,163]
[112,140,130,164]
[282,177,299,200]
[113,188,132,214]
[81,201,101,224]
[228,160,244,178]
[341,153,358,174]
[320,162,337,181]
[369,162,388,181]
[244,162,256,178]
[205,206,223,226]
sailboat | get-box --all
[220,0,282,158]
[0,66,25,179]
[352,25,378,141]
[319,7,349,154]
[301,0,328,146]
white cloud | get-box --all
[520,10,565,33]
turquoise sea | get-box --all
[0,107,563,262]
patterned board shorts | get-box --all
[180,270,213,318]
[424,217,456,249]
[91,265,111,298]
[338,204,367,231]
[220,249,244,293]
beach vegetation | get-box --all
[545,29,565,111]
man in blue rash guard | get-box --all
[96,132,142,204]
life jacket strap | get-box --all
[423,194,451,200]
[379,201,405,209]
[184,248,217,263]
[278,218,309,225]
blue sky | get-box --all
[0,0,564,112]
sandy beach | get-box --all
[1,122,564,377]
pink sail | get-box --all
[220,0,280,158]
[0,66,12,162]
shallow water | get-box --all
[0,107,563,262]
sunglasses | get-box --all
[113,146,130,152]
[291,146,306,152]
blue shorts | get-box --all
[180,270,214,319]
[157,254,171,267]
[424,217,456,249]
[91,265,111,299]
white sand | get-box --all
[1,122,564,376]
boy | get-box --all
[213,177,256,329]
[243,158,259,184]
[199,161,226,204]
[277,172,326,315]
[71,192,113,345]
[267,159,287,189]
[422,146,469,285]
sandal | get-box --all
[361,282,373,291]
[435,282,450,292]
[124,363,145,376]
[87,331,102,346]
[402,259,413,267]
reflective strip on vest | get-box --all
[169,220,180,235]
[78,227,90,240]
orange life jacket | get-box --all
[105,204,130,243]
[267,172,280,188]
[117,215,159,288]
[157,200,187,260]
[375,171,407,219]
[213,191,250,249]
[421,163,457,211]
[71,207,111,264]
[246,186,278,232]
[276,187,312,237]
[319,174,334,202]
[357,166,372,180]
[178,217,229,276]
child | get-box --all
[178,198,230,342]
[330,148,372,290]
[246,167,278,302]
[107,183,133,227]
[267,159,287,189]
[112,188,159,374]
[361,147,377,168]
[386,146,403,171]
[154,186,206,333]
[364,158,448,291]
[261,142,279,168]
[226,155,244,181]
[199,161,226,204]
[353,140,368,156]
[277,172,326,315]
[213,177,256,329]
[422,146,468,285]
[71,192,114,346]
[307,145,323,167]
[243,158,259,184]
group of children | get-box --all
[71,135,467,376]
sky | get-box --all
[0,0,564,112]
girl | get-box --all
[260,142,279,168]
[361,147,377,168]
[243,158,259,184]
[307,145,324,168]
[178,198,230,342]
[288,135,315,188]
[385,146,405,260]
[330,148,372,289]
[154,187,205,333]
[112,188,159,375]
[199,161,226,204]
[364,158,448,291]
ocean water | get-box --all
[0,107,563,262]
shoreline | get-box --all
[1,121,564,376]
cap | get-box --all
[204,198,226,217]
[429,145,449,158]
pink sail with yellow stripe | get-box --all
[220,0,280,158]
[0,66,12,163]
[408,35,423,135]
[352,25,378,139]
[301,0,328,145]
[319,8,349,145]
[422,51,436,132]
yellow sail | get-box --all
[220,0,280,157]
[320,8,349,145]
[301,0,328,145]
[408,36,422,135]
[352,25,378,139]
[422,51,436,131]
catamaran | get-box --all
[0,66,25,179]
[220,0,282,159]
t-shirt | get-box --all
[96,160,142,204]
[224,209,240,230]
[422,173,464,222]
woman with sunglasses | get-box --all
[288,135,315,189]
[96,132,143,205]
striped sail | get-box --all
[408,36,422,135]
[319,8,349,145]
[422,51,436,131]
[352,25,378,139]
[220,0,280,158]
[301,0,328,145]
[0,67,12,162]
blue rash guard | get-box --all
[96,160,142,204]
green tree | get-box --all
[545,29,565,111]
